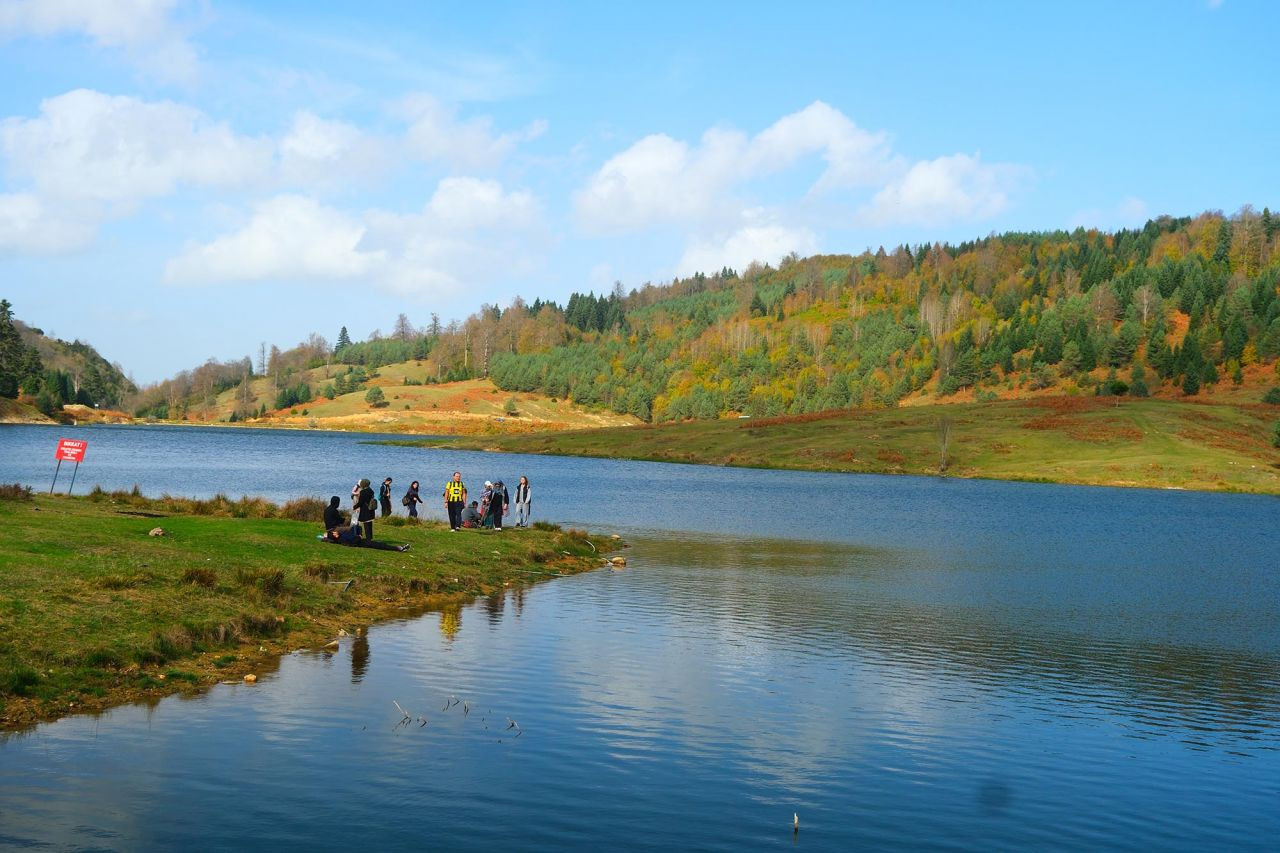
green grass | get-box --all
[0,491,611,727]
[410,397,1280,493]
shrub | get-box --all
[0,483,32,501]
[235,567,285,597]
[1273,421,1280,448]
[1,667,41,696]
[279,496,326,521]
[1263,387,1280,405]
[181,567,218,588]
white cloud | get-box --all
[0,0,198,82]
[1,89,271,206]
[575,101,897,233]
[0,86,553,258]
[278,110,388,186]
[576,102,1027,252]
[395,93,546,171]
[0,192,96,253]
[165,179,544,295]
[164,194,375,284]
[363,177,543,293]
[677,219,818,277]
[859,153,1024,227]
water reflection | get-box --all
[350,634,370,683]
[439,604,462,641]
[621,534,1280,746]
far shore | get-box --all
[376,396,1280,496]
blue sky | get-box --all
[1,0,1274,384]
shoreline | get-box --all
[0,492,620,732]
[378,396,1280,496]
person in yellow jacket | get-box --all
[443,471,467,531]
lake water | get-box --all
[0,423,1278,850]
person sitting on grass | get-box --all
[323,495,410,552]
[460,500,481,527]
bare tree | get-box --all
[394,313,414,341]
[1133,285,1162,327]
[936,415,953,474]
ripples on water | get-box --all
[0,425,1278,849]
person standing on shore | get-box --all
[379,477,393,517]
[514,476,531,527]
[404,480,422,518]
[492,480,509,531]
[443,471,467,531]
[357,478,376,540]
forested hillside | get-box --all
[487,208,1280,420]
[0,299,134,414]
[127,207,1280,425]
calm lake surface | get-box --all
[0,423,1278,850]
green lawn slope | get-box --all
[0,490,615,729]
[417,397,1280,493]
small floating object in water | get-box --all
[243,674,257,683]
[793,813,799,832]
[609,556,627,568]
[324,640,339,650]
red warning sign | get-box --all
[55,438,87,463]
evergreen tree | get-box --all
[0,299,42,398]
[1130,361,1150,397]
[335,326,352,352]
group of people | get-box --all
[321,472,532,547]
[441,472,533,531]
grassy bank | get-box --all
[0,488,614,729]
[388,396,1280,494]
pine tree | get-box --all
[336,326,352,352]
[1130,361,1150,397]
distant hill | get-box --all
[134,207,1280,431]
[0,298,135,416]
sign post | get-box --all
[51,438,88,495]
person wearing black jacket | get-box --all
[357,478,376,540]
[323,495,344,532]
[379,477,393,517]
[404,480,422,518]
[491,480,509,531]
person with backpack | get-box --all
[356,478,377,540]
[379,477,394,517]
[443,471,467,531]
[514,476,531,527]
[403,480,422,518]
